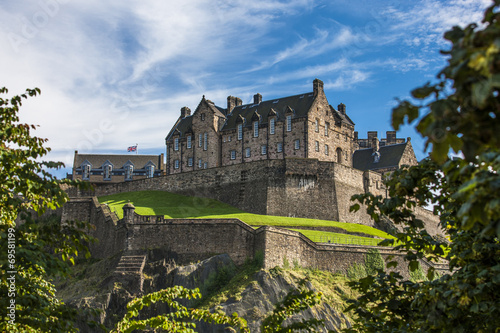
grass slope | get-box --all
[98,190,392,241]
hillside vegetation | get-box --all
[98,190,392,245]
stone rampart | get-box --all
[61,199,448,279]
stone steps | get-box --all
[114,255,146,275]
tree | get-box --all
[0,87,94,332]
[345,1,500,332]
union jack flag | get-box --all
[127,145,137,152]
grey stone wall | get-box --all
[69,158,439,234]
[61,197,127,259]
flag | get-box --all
[127,145,137,152]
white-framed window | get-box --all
[315,119,319,132]
[174,138,179,151]
[174,160,179,169]
[277,142,283,153]
[83,164,91,180]
[203,132,208,150]
[199,134,202,147]
[270,118,275,134]
[325,122,329,136]
[245,147,251,158]
[204,162,208,169]
[147,165,155,178]
[187,135,192,148]
[104,164,112,180]
[237,124,243,140]
[253,121,259,137]
[294,139,300,150]
[188,158,193,166]
[261,145,267,155]
[315,141,319,152]
[231,150,236,160]
[125,165,133,180]
[286,115,292,132]
[325,144,329,155]
[198,159,202,168]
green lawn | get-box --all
[98,190,392,240]
[289,229,384,246]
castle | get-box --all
[68,79,437,233]
[62,79,443,295]
[164,78,417,175]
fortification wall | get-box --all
[61,200,447,279]
[126,219,255,266]
[259,226,448,280]
[61,197,127,259]
[68,158,438,233]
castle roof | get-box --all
[74,153,162,169]
[221,92,316,131]
[352,142,409,172]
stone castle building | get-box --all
[165,79,416,175]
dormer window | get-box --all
[125,164,133,180]
[325,122,329,136]
[147,165,155,178]
[237,124,243,140]
[174,138,179,151]
[286,115,292,132]
[187,135,192,148]
[82,164,91,180]
[201,113,205,121]
[104,164,112,180]
[253,121,259,137]
[269,118,275,135]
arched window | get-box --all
[336,148,342,164]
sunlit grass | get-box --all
[99,190,393,239]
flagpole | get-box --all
[136,143,138,155]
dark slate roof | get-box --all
[74,154,161,169]
[166,98,225,141]
[330,105,355,126]
[353,142,408,171]
[221,92,316,131]
[165,115,194,141]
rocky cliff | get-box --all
[58,253,353,332]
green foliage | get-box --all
[345,4,500,331]
[112,285,249,333]
[391,1,500,163]
[0,87,94,332]
[347,249,384,280]
[261,279,329,333]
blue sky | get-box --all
[0,0,491,178]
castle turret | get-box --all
[123,202,135,224]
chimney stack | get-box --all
[367,131,378,148]
[180,107,191,118]
[254,93,262,104]
[227,96,242,113]
[313,78,324,97]
[386,131,396,145]
[338,103,346,115]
